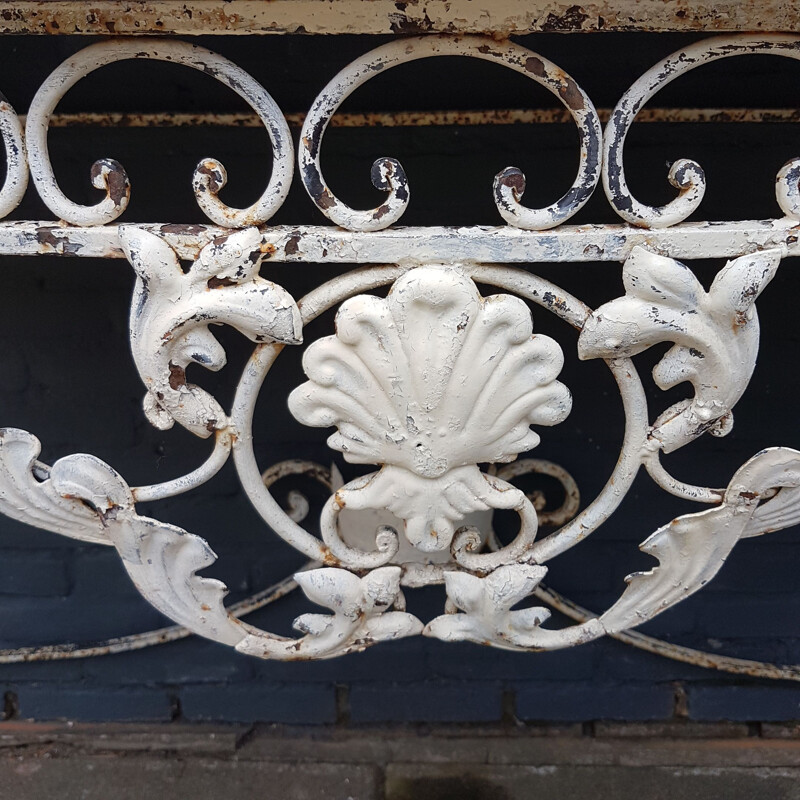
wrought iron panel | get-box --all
[0,33,798,673]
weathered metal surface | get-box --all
[289,266,570,569]
[1,220,798,263]
[578,246,781,453]
[299,36,601,231]
[0,33,800,665]
[0,95,26,219]
[603,34,800,228]
[600,448,800,635]
[494,458,581,528]
[40,107,800,129]
[1,0,799,36]
[120,226,302,438]
[26,39,292,228]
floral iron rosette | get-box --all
[289,266,572,570]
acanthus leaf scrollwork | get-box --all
[600,447,800,634]
[577,246,781,453]
[120,226,303,438]
[0,428,422,658]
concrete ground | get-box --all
[0,721,799,798]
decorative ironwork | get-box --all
[1,33,799,665]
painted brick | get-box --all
[0,596,167,648]
[0,551,70,597]
[514,682,675,722]
[81,637,255,686]
[16,685,173,722]
[688,685,800,722]
[248,635,433,684]
[696,595,800,638]
[180,682,337,724]
[595,638,713,683]
[0,519,82,550]
[706,543,800,593]
[349,681,503,724]
[562,591,699,636]
[426,637,598,682]
[70,549,142,598]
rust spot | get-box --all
[168,362,186,390]
[388,12,432,35]
[196,162,222,193]
[159,223,207,236]
[35,226,61,249]
[284,233,301,256]
[740,490,758,501]
[321,546,339,567]
[558,79,585,111]
[200,603,211,611]
[317,189,336,210]
[209,232,234,252]
[541,5,590,31]
[207,276,236,289]
[542,291,568,313]
[260,242,276,258]
[500,169,526,195]
[91,161,128,205]
[524,56,546,77]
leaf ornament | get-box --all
[578,246,781,452]
[425,564,603,650]
[120,226,302,438]
[0,427,421,658]
[600,447,800,634]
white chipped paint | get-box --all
[25,40,292,228]
[0,34,799,662]
[603,34,800,228]
[299,36,601,231]
[578,246,782,453]
[120,226,302,438]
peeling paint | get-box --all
[1,0,798,36]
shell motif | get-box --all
[289,267,571,550]
[290,267,571,475]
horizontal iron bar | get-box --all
[1,220,798,263]
[42,108,800,129]
[1,1,798,36]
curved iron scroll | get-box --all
[0,34,798,665]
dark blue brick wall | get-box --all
[180,683,339,724]
[0,32,799,726]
